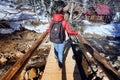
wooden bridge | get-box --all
[41,41,81,80]
[1,32,120,80]
[40,33,120,80]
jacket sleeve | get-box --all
[62,20,78,35]
[46,20,53,33]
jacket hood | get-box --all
[53,14,64,22]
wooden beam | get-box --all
[0,32,48,80]
[77,33,120,79]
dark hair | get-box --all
[51,1,65,16]
[54,1,66,8]
[51,6,64,16]
[55,7,64,14]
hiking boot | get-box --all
[58,61,63,69]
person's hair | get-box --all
[51,1,65,16]
[51,6,64,16]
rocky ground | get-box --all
[0,22,120,80]
[74,22,120,74]
[0,29,50,79]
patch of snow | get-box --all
[0,5,20,14]
[84,24,113,36]
[0,28,15,34]
[18,13,35,20]
[82,20,92,25]
[0,13,6,19]
[84,22,120,37]
[113,12,120,23]
[1,1,119,37]
[9,22,21,30]
[24,23,49,33]
[111,23,120,36]
[0,4,49,34]
[20,4,33,9]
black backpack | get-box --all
[50,21,65,43]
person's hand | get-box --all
[46,29,50,33]
[73,30,78,35]
[78,31,81,35]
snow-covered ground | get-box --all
[0,1,49,34]
[0,0,120,38]
[83,21,120,37]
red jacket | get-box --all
[46,14,78,35]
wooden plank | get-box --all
[0,32,48,80]
[41,40,81,80]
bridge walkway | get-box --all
[41,39,81,80]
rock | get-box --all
[106,56,110,60]
[104,46,109,50]
[15,51,24,58]
[24,33,35,40]
[16,68,37,80]
[109,42,115,47]
[118,69,120,72]
[16,43,27,52]
[26,56,46,71]
[117,56,120,61]
[114,61,120,67]
[0,52,3,58]
[0,57,7,65]
[99,53,105,57]
[102,76,109,80]
[25,68,37,80]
